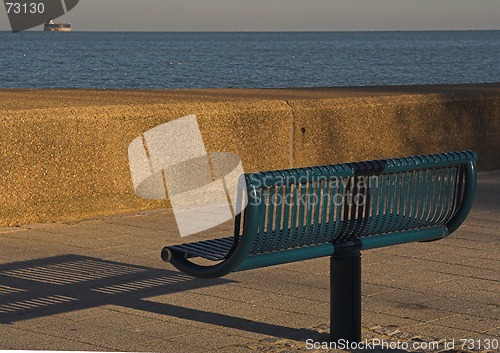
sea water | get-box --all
[0,31,498,89]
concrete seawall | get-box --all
[1,84,499,226]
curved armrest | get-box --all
[163,236,252,279]
[445,158,477,234]
[163,191,260,279]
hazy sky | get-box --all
[1,0,499,31]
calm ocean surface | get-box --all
[0,31,499,89]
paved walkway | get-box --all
[0,171,499,353]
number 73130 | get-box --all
[5,2,45,14]
[460,338,498,350]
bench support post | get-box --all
[330,248,362,343]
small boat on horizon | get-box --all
[44,20,71,32]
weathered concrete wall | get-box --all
[1,84,499,226]
[291,92,500,168]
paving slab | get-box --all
[166,328,257,350]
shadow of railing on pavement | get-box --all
[0,254,318,341]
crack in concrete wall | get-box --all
[284,99,295,168]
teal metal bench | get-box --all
[161,150,477,342]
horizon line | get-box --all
[1,28,499,33]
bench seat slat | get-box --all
[167,203,458,261]
[169,237,234,261]
[166,212,450,262]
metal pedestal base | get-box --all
[330,248,362,342]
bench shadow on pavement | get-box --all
[0,254,317,341]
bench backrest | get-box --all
[239,151,477,256]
